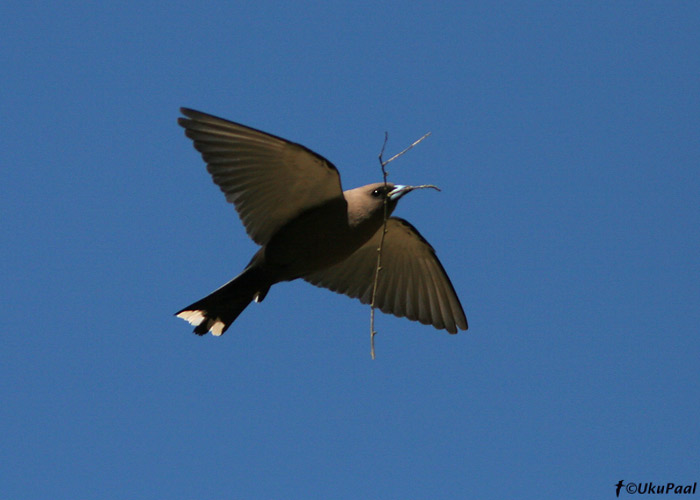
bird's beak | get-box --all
[388,185,413,200]
[388,184,441,201]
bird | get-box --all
[175,108,468,336]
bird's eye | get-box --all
[372,186,389,198]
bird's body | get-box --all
[175,108,468,336]
[261,189,381,278]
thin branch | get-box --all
[370,133,390,360]
[378,131,389,165]
[410,184,441,192]
[383,132,431,166]
[369,130,431,359]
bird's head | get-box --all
[345,182,441,225]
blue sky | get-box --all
[3,1,699,498]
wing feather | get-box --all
[179,108,344,245]
[304,218,467,333]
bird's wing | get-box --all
[179,108,344,245]
[303,217,468,333]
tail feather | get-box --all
[175,267,269,336]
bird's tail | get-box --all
[175,266,270,336]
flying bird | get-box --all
[175,108,468,335]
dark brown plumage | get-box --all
[175,108,467,335]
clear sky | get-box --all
[3,2,699,499]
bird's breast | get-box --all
[263,197,384,280]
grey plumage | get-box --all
[175,108,468,335]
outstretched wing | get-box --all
[179,108,344,245]
[304,217,467,333]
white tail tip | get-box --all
[176,309,225,336]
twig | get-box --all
[383,132,431,167]
[369,130,431,359]
[370,134,390,360]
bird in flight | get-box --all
[175,108,468,336]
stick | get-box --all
[369,130,431,359]
[383,132,431,166]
